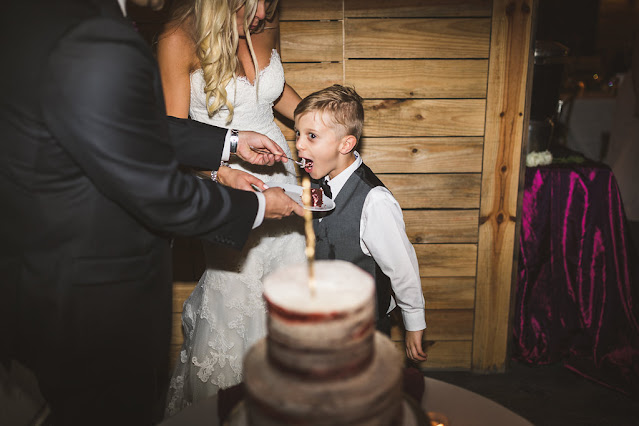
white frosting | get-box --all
[264,260,374,313]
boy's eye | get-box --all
[309,133,316,139]
[294,130,300,138]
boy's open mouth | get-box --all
[301,158,313,173]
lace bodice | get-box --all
[189,49,295,182]
[190,49,285,142]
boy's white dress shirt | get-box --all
[320,151,426,331]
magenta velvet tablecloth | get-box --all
[513,164,639,395]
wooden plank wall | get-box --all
[278,0,491,370]
[473,0,534,372]
[169,0,534,373]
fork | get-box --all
[249,146,307,167]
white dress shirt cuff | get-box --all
[221,129,261,227]
[402,310,427,332]
[253,192,265,228]
[222,129,232,162]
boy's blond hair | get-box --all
[294,84,364,142]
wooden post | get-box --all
[473,0,535,372]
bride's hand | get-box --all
[236,131,288,166]
[216,166,268,192]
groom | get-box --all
[0,0,302,424]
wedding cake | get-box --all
[239,260,404,425]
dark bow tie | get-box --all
[320,180,332,199]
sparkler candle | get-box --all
[301,176,316,296]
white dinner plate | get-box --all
[268,183,335,212]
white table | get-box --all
[422,377,533,426]
[160,377,533,426]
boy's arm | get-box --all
[360,187,427,361]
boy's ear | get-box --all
[339,134,358,154]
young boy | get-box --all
[294,85,427,362]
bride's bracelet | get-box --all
[210,161,230,182]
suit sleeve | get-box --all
[40,18,256,249]
[166,115,226,170]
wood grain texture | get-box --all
[281,101,487,140]
[422,277,476,309]
[172,281,197,312]
[392,309,474,341]
[392,340,472,369]
[280,21,343,62]
[363,99,486,137]
[171,312,185,345]
[278,120,296,141]
[279,0,343,20]
[473,0,534,373]
[381,174,481,209]
[282,62,343,97]
[167,0,535,375]
[359,137,483,173]
[415,244,477,277]
[414,340,472,369]
[345,18,490,59]
[404,210,479,244]
[345,59,488,99]
[345,0,491,18]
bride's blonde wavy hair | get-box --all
[171,0,279,123]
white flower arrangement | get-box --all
[526,150,553,167]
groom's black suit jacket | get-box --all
[0,0,257,403]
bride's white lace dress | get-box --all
[165,49,305,416]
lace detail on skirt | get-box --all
[165,219,305,418]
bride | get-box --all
[157,0,305,416]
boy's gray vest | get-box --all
[313,163,392,320]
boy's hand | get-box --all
[405,329,428,362]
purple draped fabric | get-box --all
[513,164,639,395]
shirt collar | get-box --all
[325,151,362,199]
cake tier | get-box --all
[310,188,323,207]
[227,399,421,426]
[243,332,403,426]
[263,261,376,377]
